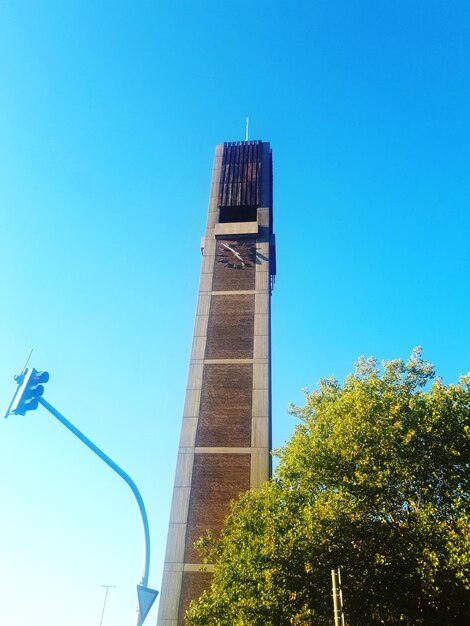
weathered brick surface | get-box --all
[212,238,257,291]
[205,294,255,359]
[196,364,252,447]
[184,453,251,562]
[178,571,213,624]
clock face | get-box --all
[216,240,256,270]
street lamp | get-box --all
[5,367,158,625]
[99,585,116,626]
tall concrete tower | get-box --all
[157,141,276,625]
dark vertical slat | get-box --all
[235,144,241,205]
[238,144,243,206]
[241,142,247,205]
[247,143,253,205]
[269,148,273,231]
[250,142,254,206]
[224,145,231,206]
[252,142,257,207]
[219,143,229,207]
[229,144,236,206]
[240,143,247,206]
[221,144,227,207]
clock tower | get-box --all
[157,141,275,625]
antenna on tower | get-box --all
[245,117,249,142]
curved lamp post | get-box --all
[5,368,158,625]
[38,397,158,626]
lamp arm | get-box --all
[38,397,150,589]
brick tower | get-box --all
[157,141,276,625]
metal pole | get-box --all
[99,585,116,626]
[337,567,345,626]
[331,569,340,626]
[38,397,150,625]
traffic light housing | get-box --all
[9,368,49,416]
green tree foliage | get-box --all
[186,349,470,625]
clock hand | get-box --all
[221,242,245,267]
[221,242,238,255]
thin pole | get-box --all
[337,567,345,626]
[38,397,150,625]
[99,585,116,626]
[331,569,340,626]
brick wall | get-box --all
[196,364,253,447]
[184,453,251,562]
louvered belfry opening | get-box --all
[218,141,262,223]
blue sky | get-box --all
[0,2,468,624]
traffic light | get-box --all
[9,368,49,416]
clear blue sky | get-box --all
[0,2,468,624]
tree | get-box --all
[186,349,470,625]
